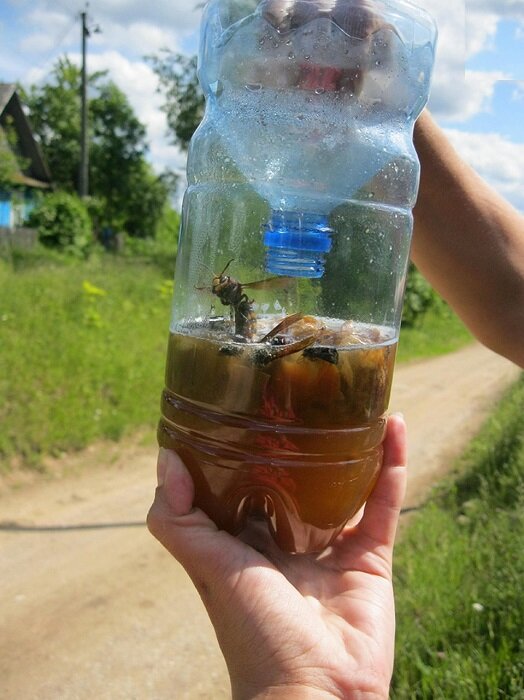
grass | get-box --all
[0,249,472,469]
[392,375,524,698]
[0,251,172,468]
[398,304,473,363]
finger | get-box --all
[147,449,267,594]
[355,413,407,551]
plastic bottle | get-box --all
[158,0,437,553]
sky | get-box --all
[0,0,523,210]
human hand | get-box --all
[147,414,407,700]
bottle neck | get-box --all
[263,210,333,278]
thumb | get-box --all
[356,413,408,553]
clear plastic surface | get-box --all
[159,0,437,552]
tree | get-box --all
[22,58,99,191]
[24,57,177,237]
[123,160,175,238]
[147,51,204,151]
[89,81,147,229]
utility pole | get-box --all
[79,6,100,198]
[79,9,89,198]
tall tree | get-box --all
[22,58,89,191]
[147,51,204,151]
[89,81,147,228]
[24,57,177,237]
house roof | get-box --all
[0,83,52,187]
[0,84,16,114]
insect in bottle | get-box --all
[197,259,325,362]
[197,258,294,342]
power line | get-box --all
[37,14,78,75]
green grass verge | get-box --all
[398,304,473,363]
[0,253,171,468]
[392,375,524,698]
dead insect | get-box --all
[303,346,339,364]
[254,313,321,365]
[218,344,244,357]
[197,259,292,341]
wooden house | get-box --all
[0,83,52,229]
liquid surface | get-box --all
[159,316,397,552]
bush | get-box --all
[28,191,93,257]
[121,204,179,276]
[402,263,441,327]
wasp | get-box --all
[197,260,322,360]
[197,259,291,341]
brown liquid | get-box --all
[158,318,396,553]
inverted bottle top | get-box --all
[263,210,333,278]
[202,0,437,121]
[212,0,437,52]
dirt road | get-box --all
[0,343,520,700]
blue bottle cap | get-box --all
[263,211,333,278]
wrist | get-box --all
[233,683,388,700]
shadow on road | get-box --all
[0,520,145,532]
[2,510,422,533]
[1,507,424,533]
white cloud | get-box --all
[512,82,524,100]
[41,0,203,37]
[465,0,524,59]
[86,51,187,175]
[444,128,524,211]
[430,70,508,122]
[468,0,524,21]
[19,8,80,60]
[19,3,192,60]
[90,20,181,58]
[465,11,499,57]
[414,0,509,122]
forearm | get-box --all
[412,110,524,367]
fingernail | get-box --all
[162,450,194,516]
[157,448,168,486]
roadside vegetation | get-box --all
[392,375,524,697]
[0,51,475,469]
[0,244,471,470]
[0,251,172,468]
[397,303,472,363]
